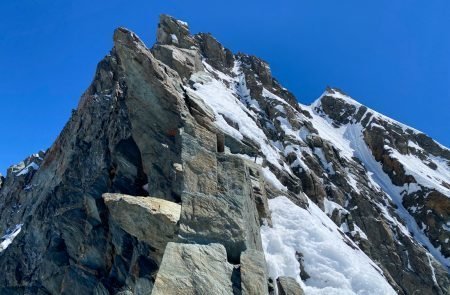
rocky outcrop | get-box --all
[156,14,196,49]
[152,243,234,295]
[103,193,181,259]
[276,277,304,295]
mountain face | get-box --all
[0,14,449,295]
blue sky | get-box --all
[1,0,449,173]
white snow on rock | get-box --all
[170,34,179,44]
[261,196,396,295]
[16,162,39,176]
[307,103,450,268]
[176,20,188,27]
[262,166,287,192]
[0,224,22,253]
[187,59,450,276]
[187,64,283,170]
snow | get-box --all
[0,224,22,252]
[261,196,396,295]
[176,20,188,27]
[346,173,361,194]
[426,252,439,287]
[351,224,368,240]
[262,167,287,191]
[189,58,450,276]
[344,123,450,268]
[170,34,179,44]
[16,162,39,176]
[188,64,283,170]
[387,147,450,195]
[323,198,347,216]
[262,88,291,107]
[304,95,450,269]
[407,140,423,151]
[313,148,335,175]
[312,89,422,135]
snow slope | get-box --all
[261,196,396,295]
[304,93,450,269]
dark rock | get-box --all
[196,33,234,71]
[295,252,310,281]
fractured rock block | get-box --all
[240,249,269,295]
[103,193,181,254]
[152,243,233,295]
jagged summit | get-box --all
[0,14,449,295]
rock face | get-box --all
[0,13,449,295]
[179,155,263,263]
[152,243,234,295]
[103,193,181,259]
[240,249,269,295]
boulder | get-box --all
[152,243,233,295]
[103,193,181,254]
[276,277,304,295]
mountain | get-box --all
[0,14,449,295]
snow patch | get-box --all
[0,224,22,253]
[262,167,287,192]
[16,162,39,176]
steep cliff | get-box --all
[0,15,449,295]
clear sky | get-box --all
[1,0,449,174]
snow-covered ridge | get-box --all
[310,88,450,195]
[312,88,422,134]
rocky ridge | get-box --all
[0,14,449,294]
